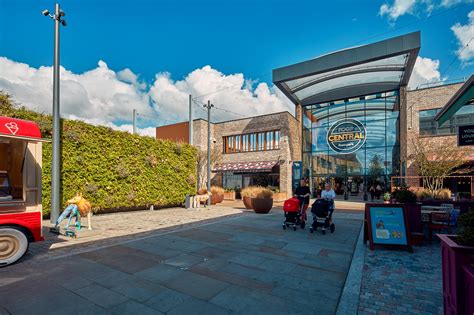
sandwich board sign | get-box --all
[364,204,413,252]
[458,124,474,147]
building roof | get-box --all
[435,75,474,125]
[272,32,420,106]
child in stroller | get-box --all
[282,197,307,230]
[310,183,336,234]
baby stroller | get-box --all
[282,197,308,231]
[309,198,335,234]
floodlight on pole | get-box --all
[42,3,67,224]
[203,100,214,206]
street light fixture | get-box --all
[42,3,67,224]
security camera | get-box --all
[42,9,50,16]
[61,19,67,26]
[59,10,65,17]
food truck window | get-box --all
[0,138,26,202]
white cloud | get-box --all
[441,0,473,6]
[379,0,418,20]
[451,10,474,63]
[0,57,292,137]
[408,56,442,89]
[379,0,472,21]
[148,65,291,122]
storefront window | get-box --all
[419,105,474,136]
[223,130,280,153]
[304,91,400,197]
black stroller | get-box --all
[309,198,335,234]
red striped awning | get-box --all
[213,161,279,173]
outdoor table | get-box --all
[421,206,445,222]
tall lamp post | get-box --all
[42,4,67,223]
[203,101,213,206]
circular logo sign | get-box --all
[327,118,366,154]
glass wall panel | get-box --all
[305,90,400,198]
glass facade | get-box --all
[303,91,400,199]
[419,104,474,136]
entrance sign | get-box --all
[458,124,474,146]
[364,204,413,252]
[327,118,366,154]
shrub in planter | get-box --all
[438,210,474,314]
[251,188,274,214]
[240,186,256,209]
[392,187,417,203]
[241,186,262,209]
[211,186,225,204]
[223,187,236,200]
[434,188,452,201]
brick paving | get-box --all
[0,208,363,314]
[358,243,443,315]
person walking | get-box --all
[376,183,382,200]
[321,182,336,224]
[369,185,375,201]
[294,179,311,220]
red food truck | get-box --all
[0,116,48,266]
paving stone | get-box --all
[164,270,230,300]
[74,283,129,308]
[163,253,205,269]
[135,264,184,284]
[144,287,192,313]
[110,277,167,302]
[167,297,231,315]
[109,300,162,315]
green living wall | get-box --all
[0,93,197,215]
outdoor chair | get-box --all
[428,209,452,241]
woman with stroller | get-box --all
[294,179,311,219]
[321,183,336,224]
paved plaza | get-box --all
[358,243,443,315]
[1,208,363,314]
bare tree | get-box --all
[409,138,471,193]
[196,146,222,191]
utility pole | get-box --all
[189,95,193,145]
[132,109,137,135]
[203,100,214,206]
[43,3,67,224]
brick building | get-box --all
[157,32,473,200]
[156,111,301,198]
[272,31,474,200]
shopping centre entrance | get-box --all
[273,32,420,200]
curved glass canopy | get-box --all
[273,32,420,106]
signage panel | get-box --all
[327,118,366,154]
[458,124,474,146]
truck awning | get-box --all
[0,116,49,142]
[213,161,279,173]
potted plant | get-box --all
[210,186,225,204]
[241,186,256,209]
[251,188,274,214]
[270,187,287,202]
[391,186,417,204]
[223,187,236,201]
[383,192,391,204]
[438,209,474,315]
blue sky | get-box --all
[0,0,473,135]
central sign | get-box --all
[327,118,366,154]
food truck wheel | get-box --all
[0,227,29,267]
